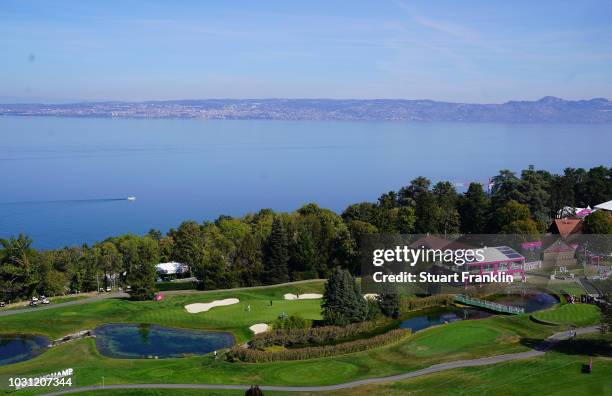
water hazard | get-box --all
[0,334,49,366]
[94,324,235,359]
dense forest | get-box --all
[1,165,611,302]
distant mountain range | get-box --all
[1,96,611,123]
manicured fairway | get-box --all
[0,282,325,342]
[532,304,601,327]
[0,281,602,396]
[0,314,555,396]
[23,339,612,396]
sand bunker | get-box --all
[249,323,269,334]
[185,298,239,313]
[283,293,323,300]
[363,293,379,300]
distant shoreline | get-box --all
[1,97,611,123]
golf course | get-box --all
[0,279,609,396]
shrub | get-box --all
[272,314,312,330]
[400,294,454,313]
[250,320,379,349]
[156,281,198,291]
[228,328,411,363]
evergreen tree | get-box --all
[459,183,489,234]
[127,237,159,300]
[398,176,431,207]
[414,191,440,234]
[322,267,367,325]
[0,234,36,300]
[291,227,317,278]
[519,165,550,228]
[378,290,400,319]
[491,169,525,210]
[263,217,289,284]
[234,232,263,286]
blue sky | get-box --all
[2,0,611,103]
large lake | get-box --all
[1,116,610,248]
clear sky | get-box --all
[2,0,611,103]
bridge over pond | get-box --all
[454,295,525,314]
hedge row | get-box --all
[250,321,378,349]
[228,328,411,363]
[156,281,198,291]
[400,294,454,313]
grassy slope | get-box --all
[58,349,612,396]
[532,304,601,327]
[32,340,612,396]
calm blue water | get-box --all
[93,324,234,359]
[1,116,610,248]
[399,307,492,332]
[488,292,558,313]
[0,334,49,366]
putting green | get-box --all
[532,304,601,327]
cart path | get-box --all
[0,279,325,317]
[40,326,600,396]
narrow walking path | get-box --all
[0,293,128,317]
[41,326,600,396]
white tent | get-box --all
[156,262,189,275]
[594,200,612,212]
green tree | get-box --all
[579,166,612,206]
[583,210,612,234]
[126,237,159,300]
[291,227,317,279]
[497,200,538,237]
[378,291,400,319]
[491,169,525,210]
[233,232,263,286]
[377,191,398,209]
[398,176,431,207]
[519,165,550,228]
[170,221,205,267]
[263,217,289,284]
[415,191,441,234]
[322,267,367,325]
[0,234,36,300]
[459,183,490,234]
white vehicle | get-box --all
[31,296,39,302]
[106,287,112,292]
[41,298,50,304]
[99,288,105,292]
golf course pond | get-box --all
[0,334,49,366]
[399,292,558,332]
[94,324,235,359]
[399,307,492,332]
[487,292,558,313]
